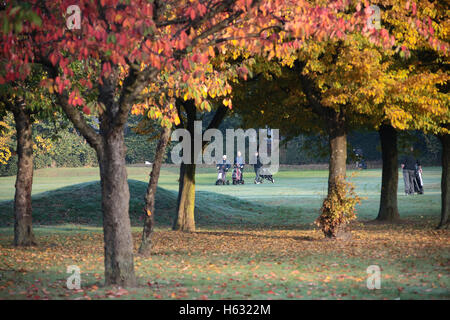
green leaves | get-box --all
[2,16,10,34]
[1,5,42,34]
[107,34,117,44]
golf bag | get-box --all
[215,166,230,185]
[413,166,424,194]
[232,165,244,185]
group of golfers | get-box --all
[216,146,424,193]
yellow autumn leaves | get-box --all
[0,120,12,164]
[0,117,54,164]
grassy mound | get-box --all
[0,179,297,228]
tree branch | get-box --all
[294,61,326,118]
[205,105,228,131]
[56,92,103,153]
[202,105,228,149]
[116,65,159,127]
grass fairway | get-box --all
[0,166,448,300]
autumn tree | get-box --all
[0,65,55,246]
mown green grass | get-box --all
[0,166,448,300]
[0,166,443,225]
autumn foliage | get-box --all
[0,119,12,164]
[315,177,362,238]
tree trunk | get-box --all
[438,134,450,229]
[98,126,136,287]
[173,101,197,232]
[319,110,348,239]
[138,127,171,255]
[12,103,36,246]
[53,67,152,288]
[376,124,400,221]
[173,163,196,231]
[327,111,347,195]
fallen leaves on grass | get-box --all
[0,219,448,300]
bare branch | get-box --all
[56,92,103,153]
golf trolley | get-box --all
[232,164,245,185]
[215,165,230,185]
[413,165,424,194]
[254,167,274,184]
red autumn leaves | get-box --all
[1,0,447,123]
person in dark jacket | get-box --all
[217,155,231,172]
[216,155,231,184]
[401,146,421,195]
[253,151,262,184]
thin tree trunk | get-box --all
[319,110,348,239]
[173,101,197,232]
[12,102,36,246]
[438,134,450,229]
[327,111,347,195]
[138,127,171,255]
[376,124,400,221]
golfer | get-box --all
[401,146,421,195]
[253,151,262,184]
